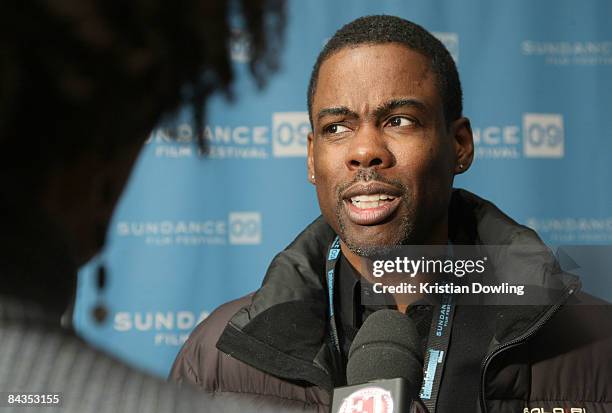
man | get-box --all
[0,1,315,412]
[171,15,611,412]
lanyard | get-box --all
[325,236,342,355]
[419,293,456,413]
[325,236,456,413]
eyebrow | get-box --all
[316,98,427,123]
[372,98,427,119]
[316,106,358,122]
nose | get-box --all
[345,126,394,170]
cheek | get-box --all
[393,141,453,191]
[313,145,343,184]
[314,165,338,210]
[313,147,345,220]
[394,140,433,169]
[314,177,342,234]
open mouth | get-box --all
[342,183,402,226]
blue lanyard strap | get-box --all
[325,236,342,354]
[419,293,456,413]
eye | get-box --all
[385,116,415,127]
[324,124,350,134]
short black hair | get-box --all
[307,15,462,127]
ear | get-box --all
[451,117,474,174]
[307,131,316,184]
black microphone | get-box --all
[331,309,423,413]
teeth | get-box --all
[350,194,396,209]
[353,200,382,209]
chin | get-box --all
[338,209,414,249]
[341,228,410,258]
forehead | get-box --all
[313,43,441,116]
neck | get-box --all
[339,242,365,276]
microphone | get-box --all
[331,309,423,413]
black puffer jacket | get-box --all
[171,190,611,412]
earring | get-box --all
[458,164,464,170]
[91,262,109,324]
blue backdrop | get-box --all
[74,0,612,378]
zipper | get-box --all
[478,284,578,413]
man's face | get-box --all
[308,43,470,254]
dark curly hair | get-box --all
[307,15,462,127]
[0,0,285,182]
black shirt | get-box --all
[334,255,433,362]
[334,254,495,412]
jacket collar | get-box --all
[217,189,579,390]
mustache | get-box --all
[335,169,407,199]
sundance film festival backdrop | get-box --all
[74,0,612,378]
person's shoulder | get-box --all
[169,294,329,411]
[169,293,253,386]
[569,290,610,306]
[552,290,612,333]
[186,293,254,352]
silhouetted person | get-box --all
[0,1,317,411]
